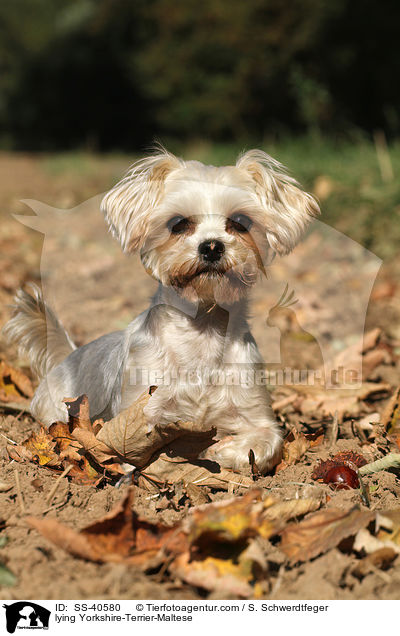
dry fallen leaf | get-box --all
[22,427,61,467]
[28,486,327,596]
[0,360,33,403]
[297,383,390,422]
[351,547,398,579]
[138,454,254,491]
[96,389,217,468]
[321,328,386,383]
[280,507,374,563]
[380,385,400,449]
[27,488,187,568]
[171,490,319,597]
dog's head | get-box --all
[101,147,319,304]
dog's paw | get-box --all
[203,427,282,474]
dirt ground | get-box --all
[0,152,400,600]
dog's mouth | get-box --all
[190,265,227,280]
[171,264,228,288]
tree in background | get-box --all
[0,0,399,150]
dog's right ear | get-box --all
[101,149,183,252]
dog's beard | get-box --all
[169,260,259,304]
[141,239,262,304]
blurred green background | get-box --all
[1,0,399,256]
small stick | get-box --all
[0,432,17,445]
[42,495,70,515]
[46,464,73,506]
[328,411,339,449]
[14,469,26,514]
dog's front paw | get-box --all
[203,426,282,474]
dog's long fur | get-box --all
[3,148,319,472]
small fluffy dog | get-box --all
[4,148,319,473]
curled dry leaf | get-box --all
[48,422,82,463]
[280,507,374,563]
[351,546,398,579]
[172,490,320,597]
[138,454,254,491]
[380,385,400,449]
[95,389,217,468]
[6,444,34,463]
[321,327,385,383]
[28,486,324,596]
[171,490,276,597]
[275,431,309,473]
[0,360,33,402]
[297,383,390,422]
[67,389,240,489]
[21,427,60,467]
[27,488,187,569]
[275,428,323,473]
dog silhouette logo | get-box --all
[3,602,50,633]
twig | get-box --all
[328,411,339,449]
[46,464,73,505]
[14,468,26,514]
[42,494,70,515]
[0,432,17,445]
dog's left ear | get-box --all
[236,149,320,255]
[101,148,183,252]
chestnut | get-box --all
[323,465,359,489]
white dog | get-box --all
[4,147,319,473]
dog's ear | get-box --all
[101,149,183,252]
[236,149,320,255]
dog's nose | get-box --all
[198,239,225,262]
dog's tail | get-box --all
[2,284,76,380]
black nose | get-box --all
[198,239,225,262]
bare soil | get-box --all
[0,152,400,600]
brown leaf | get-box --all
[298,383,390,422]
[49,422,82,462]
[187,489,279,543]
[63,395,92,430]
[352,547,398,579]
[170,551,260,598]
[170,491,276,598]
[23,427,61,467]
[321,328,384,383]
[381,386,400,438]
[27,488,187,568]
[138,454,254,491]
[262,498,321,523]
[276,430,310,472]
[60,396,123,470]
[6,444,33,463]
[280,507,374,563]
[0,360,33,402]
[171,492,319,597]
[96,389,217,468]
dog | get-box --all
[3,147,319,473]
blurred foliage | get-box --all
[0,0,400,150]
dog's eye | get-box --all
[167,215,191,234]
[227,213,253,233]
